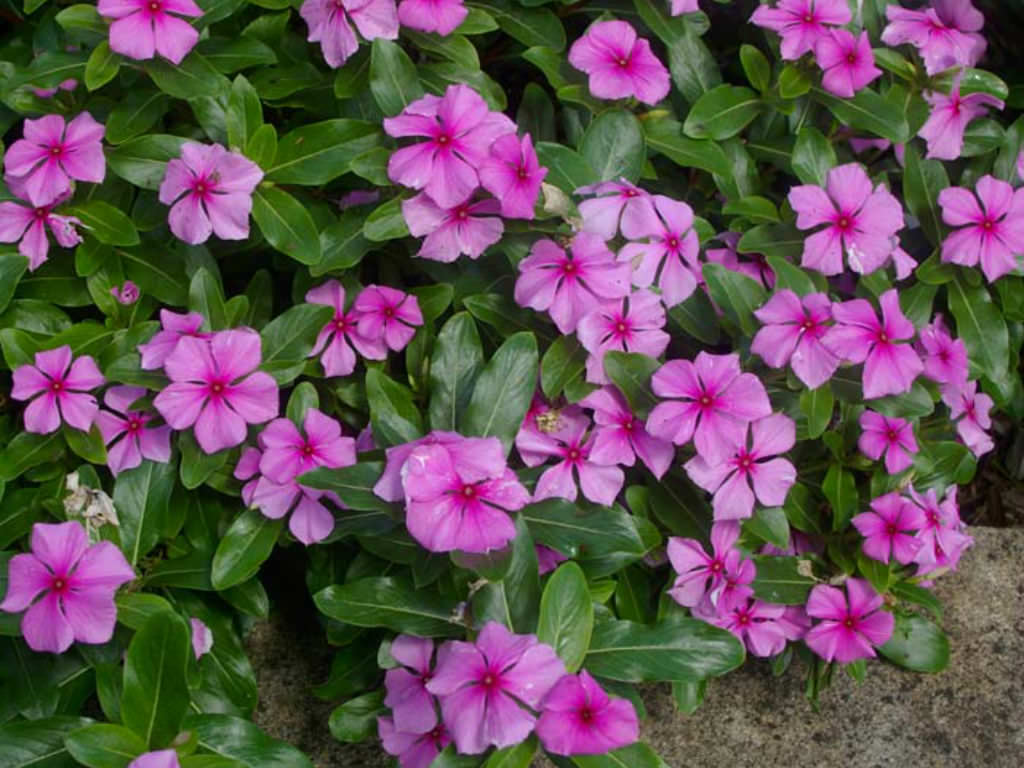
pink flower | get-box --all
[938,175,1024,282]
[398,0,469,38]
[823,289,924,399]
[536,545,569,575]
[536,670,639,756]
[373,430,463,502]
[788,163,904,276]
[858,411,917,474]
[426,622,565,754]
[852,492,926,565]
[478,133,547,219]
[568,21,670,106]
[0,194,82,270]
[159,142,263,245]
[137,309,210,370]
[401,437,529,553]
[815,29,881,98]
[153,329,279,454]
[750,0,851,60]
[577,180,655,241]
[354,285,424,352]
[646,352,772,467]
[752,290,839,389]
[3,113,105,206]
[919,84,1003,161]
[98,0,203,65]
[384,84,515,208]
[577,290,669,384]
[943,380,995,457]
[703,231,775,290]
[881,0,986,75]
[804,578,894,664]
[516,407,624,506]
[514,233,631,335]
[300,0,399,68]
[0,521,134,653]
[12,346,104,434]
[909,486,973,576]
[669,0,699,15]
[33,79,77,99]
[110,281,140,305]
[700,598,790,658]
[618,194,700,306]
[579,386,674,479]
[306,280,387,377]
[402,194,504,262]
[378,717,450,768]
[127,751,181,768]
[684,413,797,522]
[918,314,968,390]
[96,386,173,476]
[258,408,357,484]
[385,635,439,733]
[666,521,753,612]
[190,617,213,659]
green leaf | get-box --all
[366,368,425,447]
[800,384,834,439]
[56,5,107,35]
[64,424,107,465]
[737,222,804,261]
[813,86,910,143]
[246,124,278,169]
[327,691,386,744]
[541,334,588,400]
[470,516,540,633]
[183,714,314,768]
[211,509,283,590]
[580,110,645,183]
[462,332,538,454]
[667,289,720,344]
[791,126,836,186]
[314,577,462,636]
[766,256,823,296]
[824,464,858,531]
[722,196,779,223]
[468,0,565,51]
[188,267,227,330]
[744,507,791,550]
[947,274,1010,395]
[369,39,424,116]
[85,42,120,91]
[311,211,374,275]
[122,611,191,747]
[572,743,669,768]
[0,251,28,314]
[902,145,949,248]
[534,142,597,193]
[483,739,537,768]
[258,303,333,385]
[778,64,812,99]
[144,54,229,100]
[750,555,815,604]
[251,186,321,265]
[300,461,394,514]
[64,201,140,246]
[702,262,767,336]
[179,431,230,490]
[0,432,64,482]
[114,461,176,565]
[363,197,410,241]
[429,313,484,431]
[584,618,745,682]
[667,22,721,102]
[878,613,949,673]
[0,716,92,768]
[65,724,147,768]
[226,75,263,151]
[537,562,593,673]
[107,135,188,190]
[603,351,659,418]
[683,85,762,140]
[267,120,380,185]
[105,91,171,145]
[6,51,87,91]
[200,38,278,74]
[642,120,730,178]
[739,44,771,92]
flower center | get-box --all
[50,145,62,156]
[624,189,638,198]
[579,707,594,723]
[802,318,815,331]
[886,523,898,535]
[738,454,753,470]
[430,727,443,741]
[621,418,634,432]
[34,207,48,220]
[334,317,348,332]
[50,379,63,393]
[437,134,450,146]
[982,218,994,231]
[698,394,712,408]
[51,576,68,593]
[456,207,468,220]
[383,307,395,318]
[837,216,851,230]
[194,181,208,195]
[149,0,160,9]
[668,237,679,249]
[128,418,142,433]
[843,617,855,629]
[518,166,529,180]
[804,14,814,23]
[737,611,751,626]
[562,261,577,275]
[302,443,315,456]
[567,447,581,461]
[887,430,897,441]
[461,484,477,498]
[210,381,225,395]
[710,560,723,573]
[877,331,889,344]
[846,52,857,64]
[614,320,627,334]
[617,58,629,68]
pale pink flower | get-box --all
[353,285,424,352]
[258,408,357,485]
[751,290,839,389]
[385,635,439,733]
[110,281,140,305]
[858,411,917,474]
[788,163,904,276]
[666,521,754,613]
[98,0,203,65]
[669,0,699,14]
[853,492,926,565]
[12,346,104,434]
[804,578,894,663]
[943,379,995,457]
[938,175,1024,282]
[398,0,468,38]
[536,670,639,756]
[3,112,105,206]
[378,717,450,768]
[478,132,547,220]
[577,180,655,241]
[700,598,790,658]
[568,20,670,106]
[96,386,173,476]
[514,233,631,334]
[919,84,1003,161]
[815,29,881,98]
[881,0,986,75]
[137,309,210,370]
[153,329,279,454]
[750,0,851,60]
[580,386,674,479]
[159,142,263,245]
[300,0,399,68]
[127,751,180,768]
[618,194,700,306]
[1,521,134,653]
[909,486,973,576]
[373,430,463,502]
[0,194,82,270]
[577,290,669,384]
[918,314,969,391]
[33,79,77,99]
[402,193,504,262]
[306,280,387,377]
[190,617,213,659]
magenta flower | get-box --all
[110,281,140,305]
[684,413,797,522]
[373,430,463,502]
[918,315,968,390]
[666,521,753,612]
[516,407,624,507]
[258,408,357,484]
[300,0,399,68]
[788,163,904,276]
[823,289,923,399]
[577,290,669,384]
[426,622,565,754]
[670,0,699,15]
[385,635,438,733]
[815,29,881,99]
[3,113,105,206]
[858,410,918,475]
[127,751,181,768]
[568,20,670,106]
[378,717,450,768]
[750,0,851,60]
[703,231,775,290]
[577,180,655,241]
[0,194,82,270]
[919,84,1003,161]
[580,386,674,479]
[12,346,104,434]
[354,285,424,352]
[881,0,986,75]
[752,290,839,389]
[943,380,995,457]
[397,0,467,37]
[646,352,772,467]
[384,84,515,208]
[33,78,77,100]
[536,545,569,575]
[159,142,263,245]
[190,617,213,660]
[514,233,631,334]
[618,194,700,306]
[701,598,790,658]
[536,670,639,756]
[401,437,529,553]
[402,193,504,262]
[938,175,1024,282]
[909,486,973,576]
[1,521,134,653]
[98,0,203,65]
[138,309,210,370]
[804,579,894,664]
[96,386,172,476]
[154,329,279,454]
[306,280,386,377]
[478,133,547,220]
[852,492,926,565]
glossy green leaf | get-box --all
[537,562,593,673]
[683,85,762,140]
[369,39,423,116]
[429,313,484,431]
[750,555,815,604]
[65,201,140,247]
[791,126,836,186]
[251,187,321,265]
[462,332,538,454]
[183,714,314,768]
[580,109,646,183]
[314,577,463,636]
[267,120,380,185]
[366,368,425,447]
[211,509,284,590]
[878,613,950,673]
[122,611,191,747]
[65,724,147,768]
[114,460,176,565]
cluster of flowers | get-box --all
[378,624,639,767]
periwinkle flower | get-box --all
[750,0,851,60]
[536,670,639,756]
[3,113,105,206]
[858,411,918,475]
[96,386,173,476]
[568,20,670,106]
[98,0,203,65]
[804,579,894,664]
[11,346,104,434]
[938,175,1024,282]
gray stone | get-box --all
[247,527,1024,767]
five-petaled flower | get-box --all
[3,113,105,206]
[12,346,105,434]
[881,0,986,75]
[938,175,1024,282]
[536,670,640,756]
[666,521,754,613]
[478,132,547,220]
[96,385,173,476]
[353,285,424,352]
[577,289,670,384]
[804,578,895,664]
[579,386,675,479]
[852,492,926,565]
[306,280,387,377]
[618,194,701,306]
[0,192,82,271]
[815,29,881,99]
[919,83,1004,161]
[750,0,851,60]
[752,290,839,389]
[568,20,670,106]
[402,193,504,262]
[98,0,204,65]
[858,410,918,475]
[299,0,399,69]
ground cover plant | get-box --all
[0,0,1022,766]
